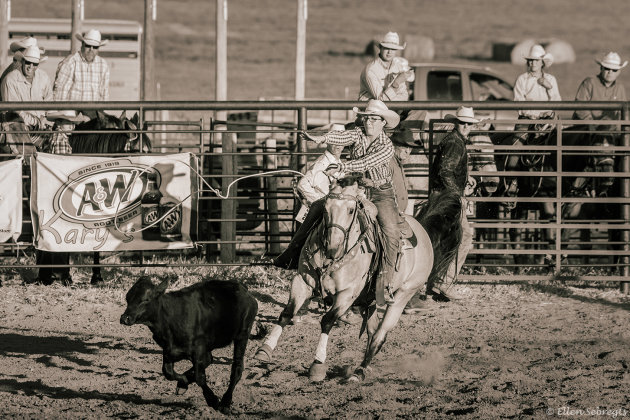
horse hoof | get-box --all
[254,344,273,363]
[309,361,327,382]
[346,367,367,383]
[175,385,188,395]
[346,374,361,383]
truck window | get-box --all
[427,71,462,101]
[470,73,514,101]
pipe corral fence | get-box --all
[0,100,628,289]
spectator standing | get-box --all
[359,32,414,102]
[0,37,45,100]
[574,52,627,126]
[54,28,110,117]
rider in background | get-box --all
[573,52,627,130]
[278,100,402,306]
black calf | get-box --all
[120,276,258,413]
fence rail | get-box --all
[0,100,628,289]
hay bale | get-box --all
[545,39,576,64]
[510,39,537,66]
[403,35,435,62]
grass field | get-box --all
[14,0,630,101]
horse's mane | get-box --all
[415,189,463,285]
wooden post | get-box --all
[0,0,9,70]
[295,0,307,100]
[216,0,227,102]
[70,0,83,54]
[141,0,156,101]
[264,138,280,255]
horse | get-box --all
[255,176,462,383]
[490,120,615,268]
[36,110,151,286]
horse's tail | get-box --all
[415,189,463,285]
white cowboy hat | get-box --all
[21,45,48,64]
[445,106,481,124]
[46,110,91,123]
[353,99,400,128]
[523,44,554,67]
[379,32,406,50]
[10,36,45,54]
[596,52,628,70]
[75,29,109,47]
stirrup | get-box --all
[385,284,395,304]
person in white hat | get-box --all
[0,37,45,101]
[1,45,53,141]
[274,100,404,305]
[359,31,415,102]
[424,106,478,302]
[573,52,627,124]
[54,28,110,114]
[513,44,561,122]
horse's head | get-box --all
[78,111,152,153]
[322,177,361,260]
[589,134,615,194]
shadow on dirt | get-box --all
[0,378,193,408]
[519,283,630,311]
[249,290,285,307]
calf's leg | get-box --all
[219,333,250,413]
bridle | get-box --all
[322,192,359,259]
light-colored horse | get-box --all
[255,177,462,382]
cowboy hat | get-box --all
[75,29,109,47]
[444,106,481,124]
[523,44,553,67]
[353,99,400,128]
[10,36,45,54]
[596,52,628,70]
[379,32,406,50]
[46,110,91,123]
[21,45,48,64]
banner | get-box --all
[31,153,198,252]
[0,158,23,243]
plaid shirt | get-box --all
[322,127,394,182]
[53,52,110,101]
[47,125,73,155]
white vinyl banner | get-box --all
[0,158,23,243]
[30,153,198,252]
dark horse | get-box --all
[491,120,615,268]
[37,111,151,286]
[255,176,462,382]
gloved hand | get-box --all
[391,72,408,89]
[324,163,340,177]
[537,76,553,90]
[464,176,477,196]
[301,130,326,144]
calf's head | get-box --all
[120,276,169,326]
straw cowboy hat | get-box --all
[523,44,554,67]
[445,106,481,124]
[10,36,45,54]
[596,52,628,70]
[46,110,91,123]
[75,29,109,47]
[379,32,406,50]
[353,99,400,128]
[21,45,48,64]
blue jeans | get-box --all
[368,183,402,294]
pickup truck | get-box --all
[409,62,516,130]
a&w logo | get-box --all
[53,159,158,228]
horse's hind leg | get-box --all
[91,252,104,285]
[255,273,312,363]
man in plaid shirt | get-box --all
[54,29,110,116]
[275,100,403,306]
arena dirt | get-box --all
[0,278,629,419]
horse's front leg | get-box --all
[255,272,313,363]
[308,286,356,382]
[91,251,104,285]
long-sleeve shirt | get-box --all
[573,75,626,121]
[359,56,414,101]
[297,150,342,204]
[430,129,469,195]
[53,52,110,101]
[321,127,394,183]
[0,60,21,101]
[1,68,52,127]
[513,72,561,118]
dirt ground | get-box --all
[0,275,629,419]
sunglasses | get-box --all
[363,116,384,123]
[602,67,619,73]
[83,44,100,50]
[23,60,38,67]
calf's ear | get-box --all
[155,277,170,296]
